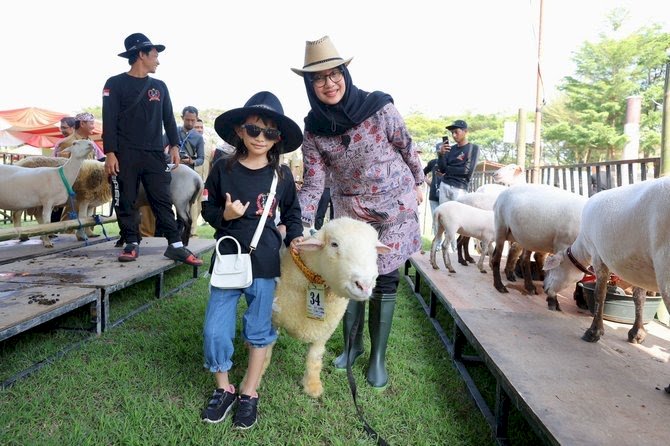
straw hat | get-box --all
[291,35,353,76]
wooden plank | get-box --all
[0,282,100,342]
[0,233,117,265]
[0,237,214,332]
[0,237,215,293]
[409,251,670,446]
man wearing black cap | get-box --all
[437,120,479,204]
[102,33,203,266]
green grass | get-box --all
[0,228,538,445]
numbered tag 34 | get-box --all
[306,283,326,320]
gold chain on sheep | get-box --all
[289,249,326,285]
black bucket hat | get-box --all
[214,91,303,154]
[118,33,165,58]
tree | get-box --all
[543,11,670,163]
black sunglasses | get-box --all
[241,124,281,141]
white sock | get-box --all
[171,242,184,248]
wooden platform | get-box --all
[0,282,100,342]
[0,237,215,332]
[0,232,115,265]
[405,251,670,446]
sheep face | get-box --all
[298,217,391,301]
[492,164,524,185]
[63,140,94,159]
[542,251,584,298]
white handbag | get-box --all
[210,173,278,289]
[211,236,253,289]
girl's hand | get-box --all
[223,192,249,221]
[289,236,304,254]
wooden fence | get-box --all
[470,157,661,196]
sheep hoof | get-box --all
[525,285,538,295]
[479,270,487,274]
[582,329,602,343]
[546,297,561,311]
[495,285,509,293]
[505,272,517,282]
[303,382,323,398]
[447,268,456,274]
[627,327,647,344]
[458,259,468,266]
[466,258,475,264]
[19,235,29,242]
[665,384,670,394]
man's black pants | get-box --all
[115,149,179,245]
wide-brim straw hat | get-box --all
[291,35,353,76]
[214,91,303,154]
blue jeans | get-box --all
[203,278,277,373]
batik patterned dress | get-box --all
[299,103,424,275]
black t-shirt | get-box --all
[437,143,480,190]
[102,73,179,153]
[202,162,303,278]
[423,158,442,202]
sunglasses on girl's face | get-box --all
[241,124,281,141]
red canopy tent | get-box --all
[0,107,102,148]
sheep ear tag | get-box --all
[306,284,326,321]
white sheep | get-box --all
[458,164,527,264]
[0,140,93,248]
[13,156,111,242]
[454,191,500,265]
[430,201,495,274]
[476,163,527,194]
[490,183,588,310]
[543,177,670,395]
[10,155,201,246]
[243,217,390,398]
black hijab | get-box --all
[303,65,393,137]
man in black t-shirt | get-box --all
[437,120,479,204]
[102,33,202,266]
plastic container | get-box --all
[578,281,662,324]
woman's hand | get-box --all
[222,192,249,221]
[415,184,424,205]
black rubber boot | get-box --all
[366,293,396,388]
[332,300,366,370]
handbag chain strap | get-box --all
[249,172,278,253]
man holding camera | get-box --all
[172,105,205,170]
[437,120,479,204]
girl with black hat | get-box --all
[200,91,304,429]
